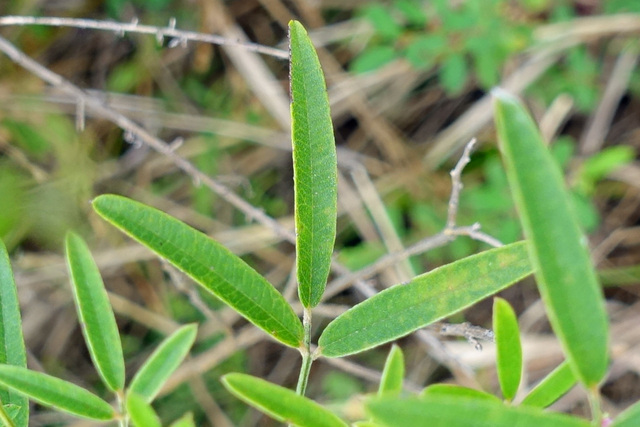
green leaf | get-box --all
[126,393,161,427]
[169,412,196,427]
[576,146,635,194]
[0,240,28,427]
[379,345,404,396]
[420,384,500,402]
[65,232,125,392]
[289,21,338,308]
[366,395,591,427]
[351,46,397,74]
[440,53,468,94]
[128,324,197,402]
[92,194,303,348]
[0,365,114,421]
[353,422,385,427]
[493,89,609,387]
[404,34,446,70]
[520,360,577,408]
[318,241,532,358]
[493,297,522,401]
[611,399,640,427]
[362,4,403,40]
[394,0,427,26]
[222,373,348,427]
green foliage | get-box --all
[92,194,304,348]
[421,384,500,402]
[318,241,532,358]
[520,361,577,408]
[352,0,532,93]
[222,373,349,427]
[289,20,338,308]
[493,298,522,402]
[366,394,591,427]
[0,240,28,427]
[0,366,115,421]
[494,89,609,387]
[128,324,197,402]
[66,232,125,392]
[611,400,640,427]
[378,345,404,396]
[0,14,627,427]
[127,393,162,427]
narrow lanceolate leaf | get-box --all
[493,89,609,387]
[318,241,531,358]
[129,324,197,402]
[366,395,591,427]
[223,373,348,427]
[0,241,28,427]
[521,361,577,408]
[92,195,303,348]
[0,365,115,421]
[289,20,338,308]
[126,393,161,427]
[65,232,125,392]
[378,345,404,396]
[493,298,522,402]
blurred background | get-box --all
[1,0,639,425]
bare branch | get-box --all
[0,16,289,59]
[446,138,476,230]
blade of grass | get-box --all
[65,232,125,392]
[222,373,348,427]
[0,365,114,421]
[378,345,404,396]
[318,241,532,358]
[289,20,338,308]
[92,194,303,348]
[493,89,609,387]
[520,360,577,408]
[128,324,197,402]
[0,240,28,427]
[366,395,591,427]
[493,297,522,402]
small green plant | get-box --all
[351,0,532,93]
[0,20,638,427]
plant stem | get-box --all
[116,390,128,427]
[588,385,602,426]
[296,307,313,396]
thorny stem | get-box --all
[296,308,313,396]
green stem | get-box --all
[117,390,128,427]
[588,385,602,426]
[296,307,313,396]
